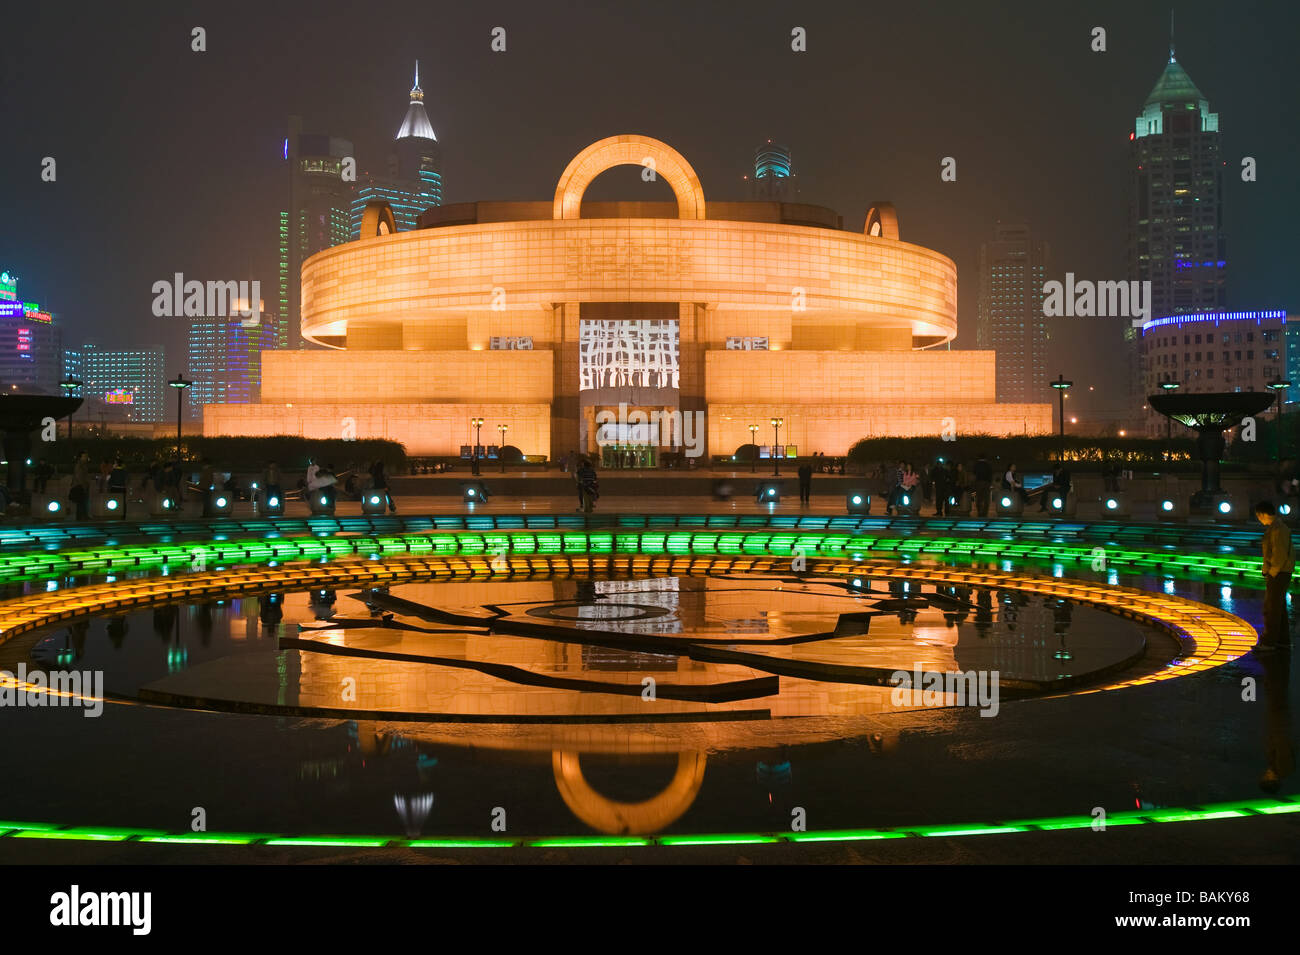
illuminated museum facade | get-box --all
[204,135,1051,456]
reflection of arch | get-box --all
[552,750,707,834]
[553,134,706,220]
[864,202,900,240]
[359,201,398,239]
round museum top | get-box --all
[302,135,957,350]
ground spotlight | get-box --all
[260,490,284,517]
[361,491,388,515]
[1100,493,1130,518]
[308,488,336,516]
[1045,490,1076,517]
[203,489,234,517]
[151,492,178,517]
[946,491,971,516]
[995,492,1024,516]
[35,496,64,521]
[846,491,870,515]
[756,481,782,504]
[92,493,126,520]
[1279,502,1293,518]
[462,482,490,504]
[1216,499,1233,516]
[1156,497,1186,519]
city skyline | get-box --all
[1,1,1296,427]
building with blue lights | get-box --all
[1140,309,1296,432]
[187,300,277,418]
[348,63,443,238]
[63,344,166,423]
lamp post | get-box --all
[1050,375,1072,464]
[1159,380,1181,448]
[497,423,508,472]
[168,374,191,464]
[471,416,484,476]
[748,424,759,472]
[58,377,82,440]
[1267,378,1292,462]
[770,416,783,476]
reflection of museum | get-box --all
[204,134,1051,456]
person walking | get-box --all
[973,453,993,517]
[1256,501,1295,649]
[369,460,396,513]
[797,460,813,505]
[577,458,599,514]
[70,451,91,519]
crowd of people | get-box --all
[871,455,1078,516]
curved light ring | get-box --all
[0,554,1256,707]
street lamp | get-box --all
[1050,375,1072,463]
[497,423,509,472]
[770,416,783,476]
[58,377,82,440]
[748,423,759,473]
[1267,378,1292,462]
[471,416,484,475]
[168,374,191,464]
[1159,380,1181,446]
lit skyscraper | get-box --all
[1129,29,1227,429]
[187,300,277,417]
[281,119,354,349]
[1127,36,1226,318]
[0,272,62,394]
[349,63,443,238]
[744,140,797,201]
[63,343,166,422]
[976,222,1050,404]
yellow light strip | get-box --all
[0,554,1254,707]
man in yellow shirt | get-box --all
[1255,501,1295,648]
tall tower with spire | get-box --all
[1128,21,1227,432]
[350,62,443,238]
[1127,25,1225,318]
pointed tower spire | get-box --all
[410,60,424,102]
[1169,9,1176,63]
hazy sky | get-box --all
[2,0,1295,422]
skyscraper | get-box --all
[1129,29,1226,431]
[349,63,443,238]
[63,344,166,422]
[0,272,62,394]
[187,300,276,418]
[744,140,797,201]
[1128,36,1226,318]
[976,223,1050,404]
[281,119,354,350]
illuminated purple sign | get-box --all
[0,301,25,318]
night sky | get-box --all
[2,0,1296,423]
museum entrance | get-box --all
[584,404,673,469]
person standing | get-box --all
[1256,501,1295,649]
[577,458,599,514]
[797,460,813,505]
[973,453,992,517]
[369,460,396,513]
[933,459,951,516]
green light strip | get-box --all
[2,798,1291,851]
